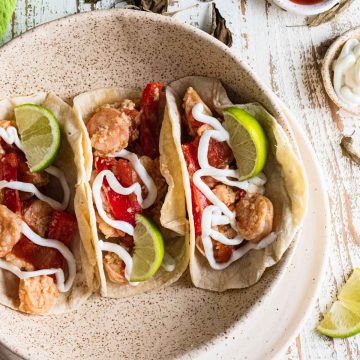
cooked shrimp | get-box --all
[18,275,60,315]
[23,200,53,237]
[87,108,131,155]
[103,252,127,284]
[212,239,233,263]
[217,224,237,239]
[96,213,125,239]
[195,235,233,264]
[0,204,22,257]
[212,225,238,262]
[183,87,212,137]
[235,194,274,242]
[98,100,140,143]
[212,184,238,208]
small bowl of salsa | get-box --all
[271,0,339,16]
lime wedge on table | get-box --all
[130,214,165,282]
[223,107,268,180]
[317,268,360,338]
[14,104,61,172]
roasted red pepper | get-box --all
[0,153,21,214]
[47,211,77,247]
[95,157,117,173]
[12,236,65,272]
[182,141,210,235]
[139,82,164,159]
[95,156,142,226]
[207,138,233,169]
[190,136,233,169]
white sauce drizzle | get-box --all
[92,149,157,236]
[333,38,360,106]
[92,170,141,236]
[0,126,23,149]
[0,126,75,292]
[0,176,68,211]
[191,103,276,270]
[93,148,167,286]
[109,149,157,209]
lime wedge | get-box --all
[14,104,61,172]
[223,107,268,180]
[0,0,17,40]
[130,214,164,282]
[317,268,360,338]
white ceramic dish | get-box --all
[272,0,338,16]
[0,10,328,360]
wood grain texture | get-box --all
[1,0,360,358]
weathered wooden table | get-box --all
[1,0,360,359]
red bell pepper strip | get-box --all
[47,211,77,247]
[0,153,21,214]
[189,136,233,169]
[95,156,142,226]
[182,140,210,236]
[139,82,164,159]
[10,211,76,274]
[12,235,65,272]
[207,138,234,169]
[95,157,117,173]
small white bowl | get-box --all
[272,0,339,16]
[322,27,360,116]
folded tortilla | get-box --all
[73,88,189,298]
[0,92,96,314]
[166,76,308,291]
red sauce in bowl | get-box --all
[289,0,325,4]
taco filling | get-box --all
[180,87,276,270]
[0,117,77,314]
[86,83,175,286]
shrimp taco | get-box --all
[73,83,188,297]
[0,93,95,314]
[165,76,307,291]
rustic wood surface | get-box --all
[1,0,360,359]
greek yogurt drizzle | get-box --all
[0,126,75,292]
[93,149,174,285]
[333,38,360,106]
[191,103,276,270]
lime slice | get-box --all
[14,104,61,172]
[130,214,164,282]
[317,268,360,338]
[223,107,268,180]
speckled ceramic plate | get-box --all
[0,10,328,360]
